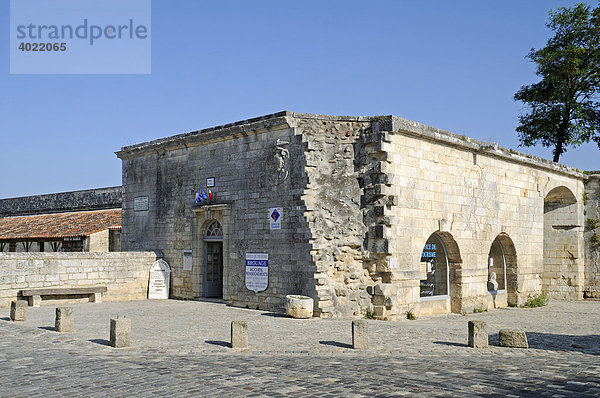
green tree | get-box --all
[514,2,600,163]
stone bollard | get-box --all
[284,295,314,319]
[352,320,369,350]
[468,320,489,348]
[10,300,27,322]
[231,321,248,349]
[110,317,131,348]
[55,307,74,332]
[499,329,528,348]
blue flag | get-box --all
[195,191,201,204]
[199,184,208,200]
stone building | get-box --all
[117,111,595,319]
[0,187,122,253]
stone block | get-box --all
[499,329,528,348]
[352,320,369,350]
[231,321,248,348]
[284,295,314,319]
[55,307,74,332]
[10,300,27,321]
[468,320,488,348]
[110,317,131,348]
[90,292,102,303]
[29,295,42,307]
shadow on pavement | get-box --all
[319,340,352,349]
[523,332,600,355]
[260,312,287,318]
[0,317,11,322]
[205,340,230,348]
[89,339,111,347]
[433,341,468,348]
[38,326,56,332]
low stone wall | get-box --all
[0,252,156,307]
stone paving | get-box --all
[1,299,599,396]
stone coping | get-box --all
[115,111,585,178]
[0,251,156,259]
[0,186,123,216]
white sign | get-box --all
[245,252,268,293]
[148,259,171,299]
[134,196,149,211]
[269,208,282,230]
[183,250,193,271]
[206,177,215,187]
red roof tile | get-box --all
[0,209,121,240]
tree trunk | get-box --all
[553,114,570,163]
[553,140,563,162]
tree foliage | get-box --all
[514,2,600,162]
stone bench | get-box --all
[20,286,107,307]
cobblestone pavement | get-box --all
[1,300,599,396]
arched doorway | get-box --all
[488,233,517,305]
[203,220,223,298]
[419,231,462,312]
[543,186,582,298]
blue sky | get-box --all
[1,0,598,199]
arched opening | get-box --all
[203,220,223,298]
[488,237,507,292]
[543,186,582,299]
[419,231,462,312]
[488,233,518,306]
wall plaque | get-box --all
[134,196,149,211]
[148,259,170,299]
[183,250,192,271]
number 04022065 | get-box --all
[18,42,67,51]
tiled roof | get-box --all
[0,209,121,240]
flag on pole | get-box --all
[199,184,208,199]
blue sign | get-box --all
[269,207,282,230]
[245,252,268,292]
[421,243,437,258]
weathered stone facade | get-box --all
[584,172,600,298]
[117,111,590,318]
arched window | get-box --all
[204,221,223,241]
[420,233,449,298]
[488,237,507,291]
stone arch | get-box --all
[543,185,583,299]
[489,233,518,305]
[419,231,463,313]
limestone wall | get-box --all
[117,111,587,319]
[0,252,156,307]
[297,116,372,317]
[118,113,315,311]
[366,117,585,318]
[584,173,600,297]
[88,229,109,252]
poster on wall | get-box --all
[245,252,268,292]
